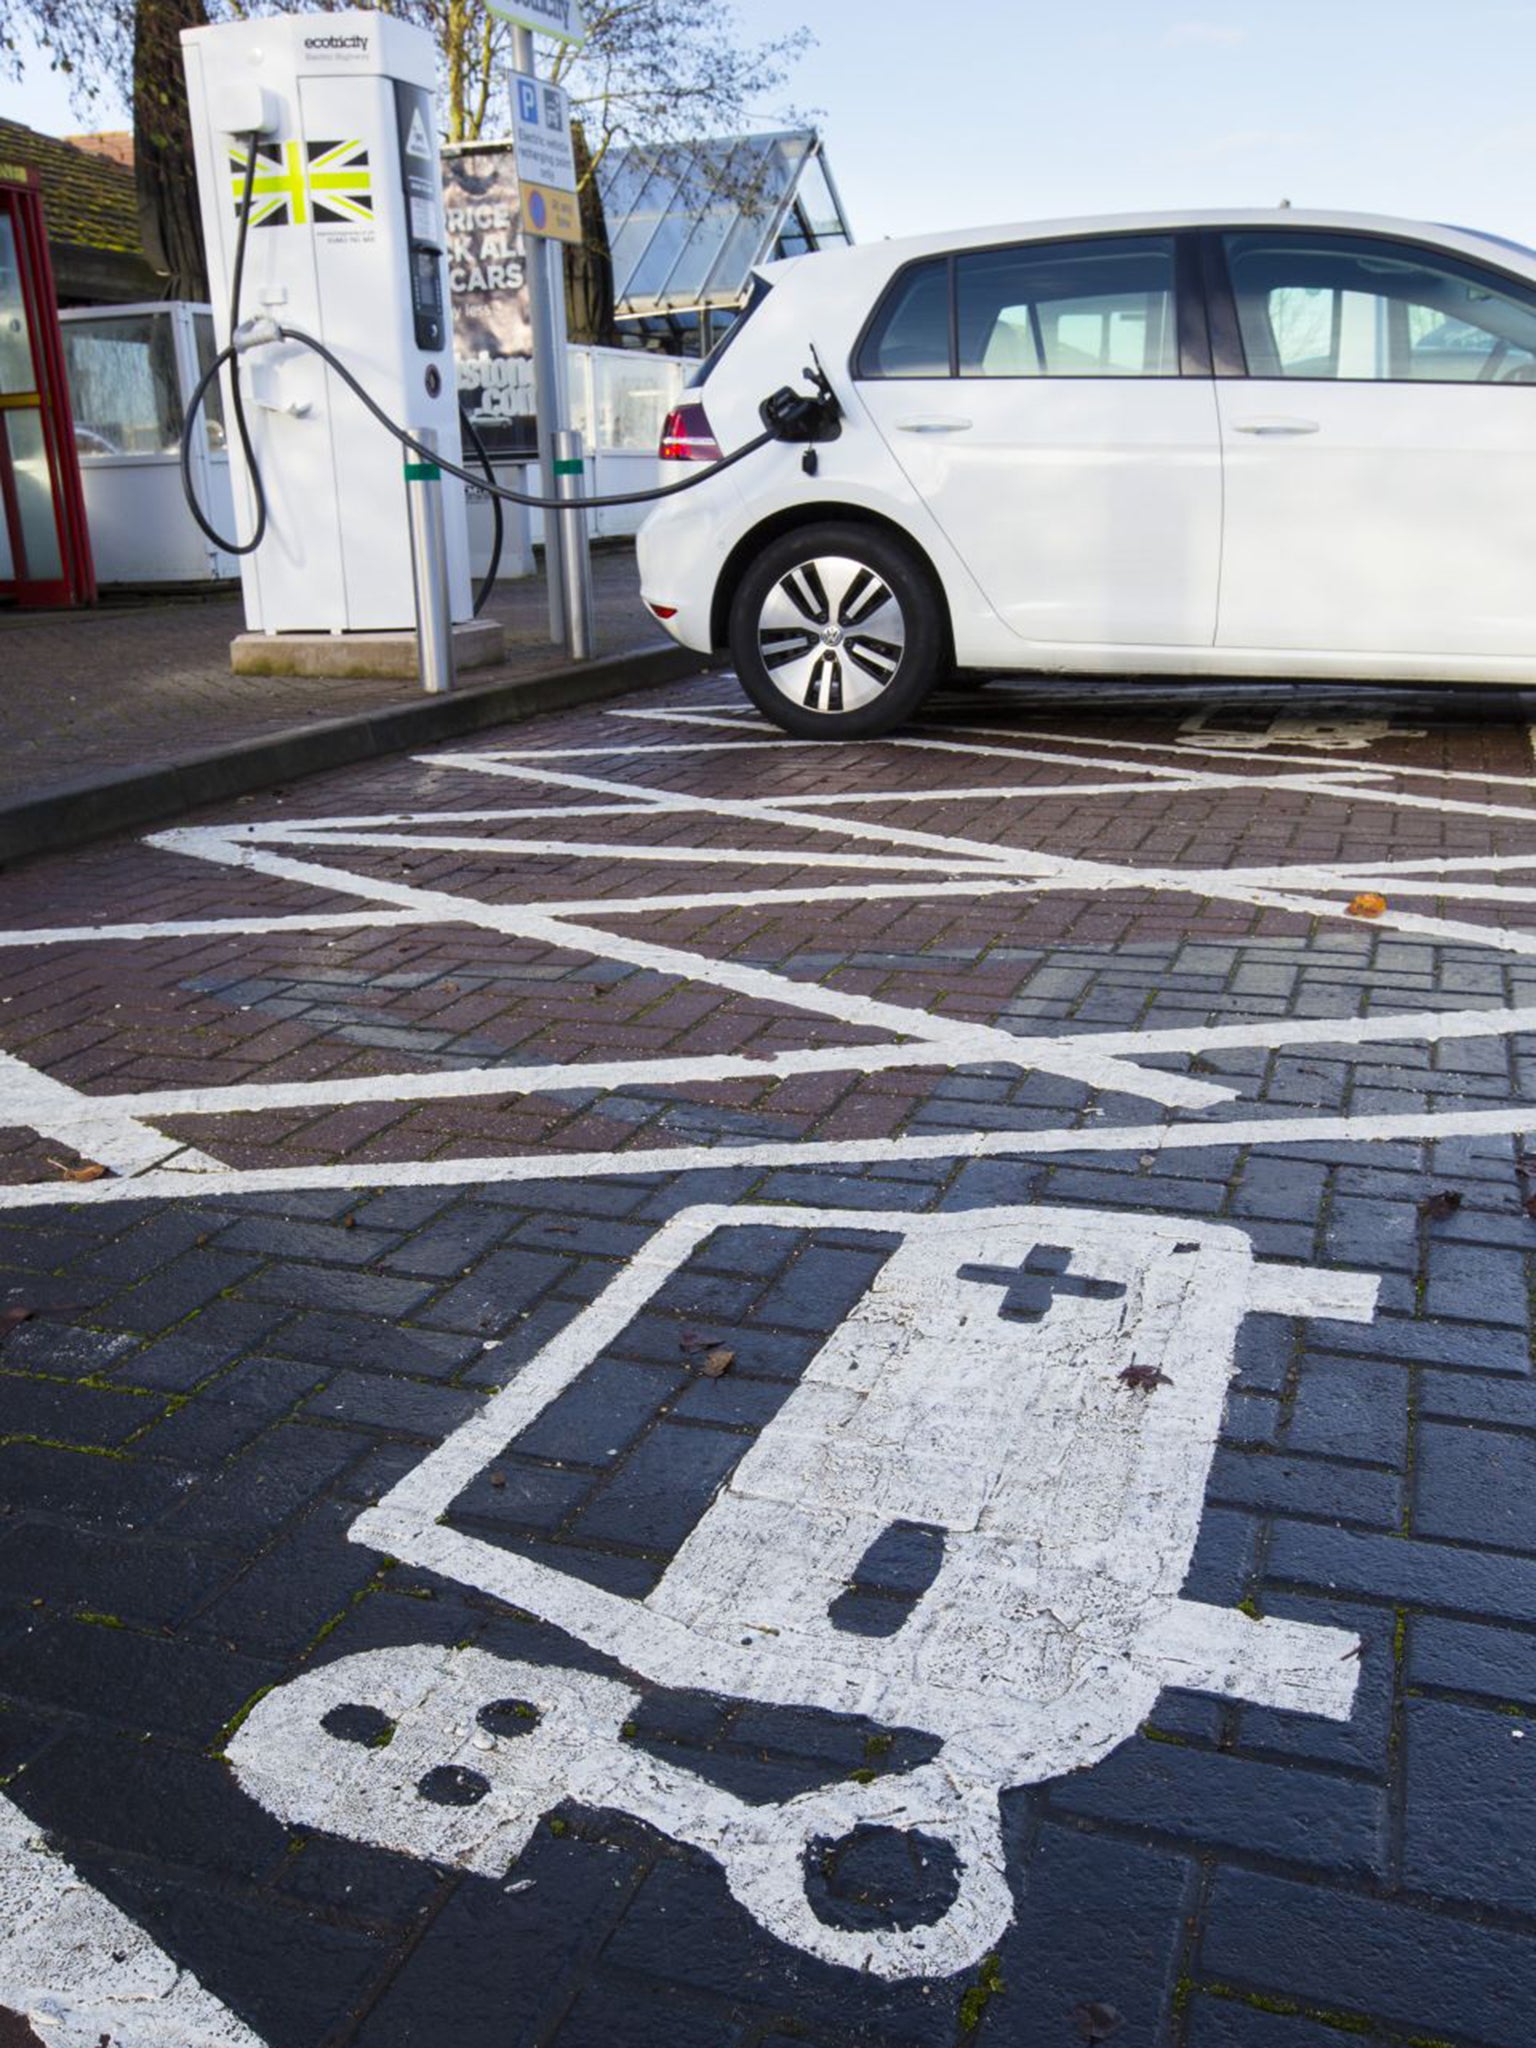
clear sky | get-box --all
[5,0,1535,251]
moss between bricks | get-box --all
[956,1953,1004,2034]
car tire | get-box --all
[728,523,945,739]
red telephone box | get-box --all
[0,164,95,607]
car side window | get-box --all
[856,258,952,379]
[1223,231,1536,383]
[956,236,1178,378]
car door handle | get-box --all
[1230,417,1321,436]
[895,417,973,433]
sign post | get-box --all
[490,0,588,650]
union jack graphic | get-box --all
[229,140,373,229]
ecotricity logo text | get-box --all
[303,33,369,50]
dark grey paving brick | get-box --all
[1422,1241,1532,1328]
[414,1247,575,1334]
[1415,1422,1536,1552]
[236,1263,437,1320]
[97,1247,266,1335]
[1205,1446,1401,1527]
[0,1520,231,1627]
[1046,1735,1384,1876]
[124,1300,293,1391]
[1202,1864,1536,2045]
[1408,1614,1536,1706]
[89,1858,391,2048]
[183,1497,385,1658]
[1186,1996,1386,2047]
[0,1614,280,1743]
[1403,1697,1536,1913]
[450,1456,595,1533]
[509,1356,682,1468]
[10,1729,287,1885]
[302,1370,483,1439]
[263,1309,484,1380]
[349,1843,648,2048]
[1269,1520,1536,1624]
[573,1422,746,1550]
[158,1420,373,1545]
[1285,1355,1408,1467]
[0,1374,163,1448]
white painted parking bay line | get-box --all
[0,1050,220,1176]
[148,831,1226,1112]
[0,1792,266,2046]
[0,910,433,949]
[58,1000,1536,1127]
[7,1099,1536,1212]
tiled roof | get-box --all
[0,117,145,255]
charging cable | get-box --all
[178,127,815,567]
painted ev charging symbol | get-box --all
[230,1205,1380,1979]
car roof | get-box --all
[760,208,1536,288]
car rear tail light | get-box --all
[659,403,722,462]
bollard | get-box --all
[405,426,455,695]
[553,427,595,663]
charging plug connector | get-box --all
[233,315,283,354]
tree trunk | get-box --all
[565,123,616,347]
[134,0,210,301]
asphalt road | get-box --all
[3,670,1536,2048]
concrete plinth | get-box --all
[230,618,506,679]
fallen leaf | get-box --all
[1118,1365,1171,1392]
[45,1159,110,1183]
[1416,1190,1463,1220]
[1523,1191,1536,1220]
[702,1347,735,1378]
[1518,1154,1536,1180]
[678,1328,708,1354]
[488,1470,506,1490]
[343,1216,357,1231]
[1072,2003,1124,2043]
[1346,891,1388,919]
[0,1307,33,1340]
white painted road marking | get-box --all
[232,1203,1377,1978]
[0,1793,266,2046]
[0,702,1533,1204]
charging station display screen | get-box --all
[394,80,446,351]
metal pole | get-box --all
[554,427,595,661]
[511,21,567,646]
[406,427,455,695]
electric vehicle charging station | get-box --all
[182,11,472,638]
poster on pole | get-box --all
[441,145,535,457]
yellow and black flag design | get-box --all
[228,140,373,229]
[305,140,374,226]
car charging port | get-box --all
[759,349,843,445]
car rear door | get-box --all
[1209,227,1536,657]
[852,232,1222,648]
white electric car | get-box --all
[635,209,1536,739]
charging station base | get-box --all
[230,619,507,681]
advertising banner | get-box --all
[441,144,535,456]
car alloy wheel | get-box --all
[757,555,907,716]
[729,522,945,739]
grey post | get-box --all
[405,426,455,695]
[511,20,568,646]
[554,427,595,660]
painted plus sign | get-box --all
[957,1244,1127,1323]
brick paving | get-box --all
[0,545,665,803]
[2,674,1536,2044]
